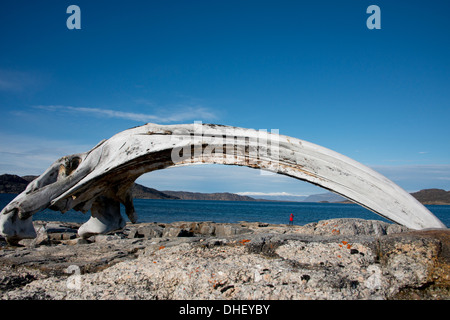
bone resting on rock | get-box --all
[0,123,446,244]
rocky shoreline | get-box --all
[0,218,449,300]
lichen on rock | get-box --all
[0,218,448,300]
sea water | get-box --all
[0,193,449,227]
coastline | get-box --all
[1,218,449,300]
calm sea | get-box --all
[1,193,449,227]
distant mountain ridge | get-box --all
[0,174,449,205]
[0,174,258,202]
[131,184,179,200]
[162,190,258,201]
[302,192,347,203]
[0,174,30,194]
[410,189,450,205]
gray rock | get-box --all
[197,222,216,236]
[162,227,193,237]
[1,218,448,300]
[296,218,409,236]
[136,224,164,238]
[214,224,252,237]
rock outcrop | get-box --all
[0,218,448,300]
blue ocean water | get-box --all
[1,193,449,227]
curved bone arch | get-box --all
[0,123,446,243]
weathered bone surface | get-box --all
[0,123,446,243]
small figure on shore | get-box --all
[289,213,294,226]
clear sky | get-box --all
[0,0,449,197]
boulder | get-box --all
[214,224,252,237]
[298,218,409,236]
[136,224,164,238]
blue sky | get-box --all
[0,0,449,197]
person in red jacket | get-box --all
[289,213,294,226]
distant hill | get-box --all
[302,192,347,203]
[1,174,449,205]
[0,174,32,194]
[162,190,258,201]
[242,194,308,202]
[0,174,257,202]
[318,190,450,206]
[410,189,450,205]
[131,184,179,200]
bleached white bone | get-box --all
[0,123,446,243]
